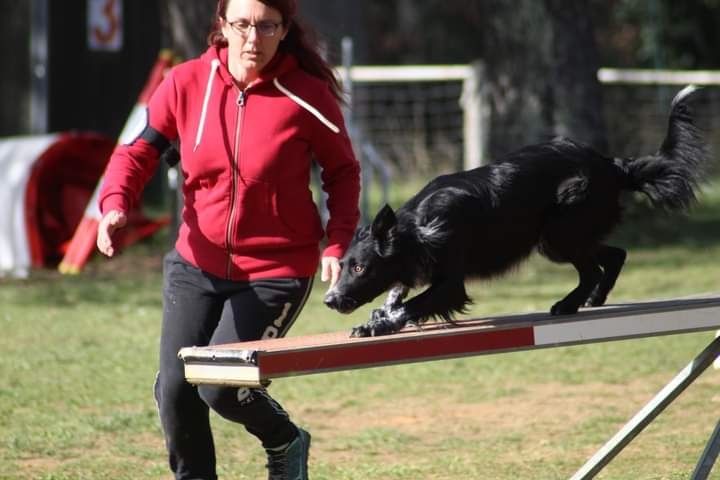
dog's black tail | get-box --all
[621,85,709,211]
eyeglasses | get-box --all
[225,19,282,37]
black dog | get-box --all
[324,85,709,337]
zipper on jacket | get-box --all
[225,88,247,278]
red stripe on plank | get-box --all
[260,326,536,376]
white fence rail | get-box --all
[598,68,720,85]
[343,62,486,173]
[343,62,720,177]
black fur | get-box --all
[324,86,710,337]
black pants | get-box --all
[156,249,314,480]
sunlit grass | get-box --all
[0,179,719,479]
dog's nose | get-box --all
[324,292,339,310]
[324,292,359,313]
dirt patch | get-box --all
[14,431,165,478]
[16,456,65,473]
[298,372,720,467]
[84,247,164,278]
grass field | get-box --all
[1,180,720,479]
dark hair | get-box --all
[208,0,343,102]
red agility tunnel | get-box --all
[0,132,167,278]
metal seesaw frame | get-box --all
[178,295,720,479]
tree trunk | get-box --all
[543,0,608,152]
[159,0,216,60]
[479,0,608,157]
[0,2,31,134]
[479,0,555,158]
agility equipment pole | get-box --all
[570,333,720,480]
[693,417,720,480]
[58,49,176,274]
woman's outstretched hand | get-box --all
[97,210,127,257]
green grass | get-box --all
[1,180,720,479]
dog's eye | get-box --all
[353,264,365,274]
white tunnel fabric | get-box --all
[0,134,59,278]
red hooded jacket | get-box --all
[100,46,361,280]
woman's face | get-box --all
[221,0,287,80]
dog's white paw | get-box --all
[350,308,404,337]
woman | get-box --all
[96,0,360,478]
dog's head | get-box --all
[324,204,404,313]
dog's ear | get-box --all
[371,204,397,238]
[370,204,397,257]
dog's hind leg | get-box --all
[585,245,627,307]
[550,257,603,315]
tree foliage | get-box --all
[597,0,720,69]
[154,0,717,158]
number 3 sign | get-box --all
[88,0,124,51]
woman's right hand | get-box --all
[97,210,128,257]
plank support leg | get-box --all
[691,417,720,480]
[571,334,720,480]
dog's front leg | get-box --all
[351,278,469,337]
[350,303,411,337]
[400,277,470,324]
[384,283,409,309]
[349,284,410,337]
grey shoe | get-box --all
[266,428,311,480]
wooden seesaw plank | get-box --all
[178,295,720,387]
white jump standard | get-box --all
[179,295,720,479]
